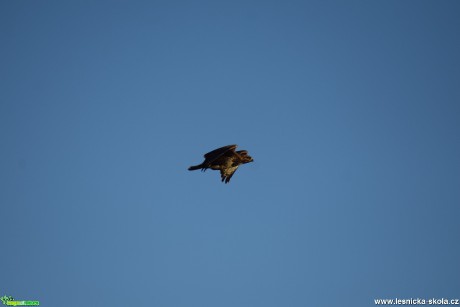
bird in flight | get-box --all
[188,144,254,183]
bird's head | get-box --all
[237,150,254,164]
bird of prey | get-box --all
[188,144,254,183]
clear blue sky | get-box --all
[1,1,459,306]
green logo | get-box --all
[1,296,39,306]
[0,297,13,305]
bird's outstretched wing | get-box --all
[203,144,237,162]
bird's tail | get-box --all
[188,164,202,171]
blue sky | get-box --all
[1,1,459,306]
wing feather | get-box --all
[203,144,237,161]
[220,165,239,184]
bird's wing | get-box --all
[220,165,239,184]
[204,144,237,160]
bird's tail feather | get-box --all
[188,164,202,171]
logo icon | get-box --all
[1,295,39,306]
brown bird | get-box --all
[188,144,254,183]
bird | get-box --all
[188,144,254,183]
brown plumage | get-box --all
[188,144,254,183]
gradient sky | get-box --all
[1,1,459,306]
